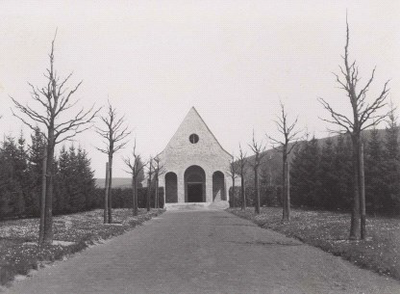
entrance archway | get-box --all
[213,171,226,201]
[184,165,206,202]
[165,172,178,203]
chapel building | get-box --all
[158,107,232,208]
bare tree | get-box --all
[318,18,390,240]
[10,34,99,244]
[146,157,154,212]
[123,139,145,216]
[268,101,302,222]
[152,157,166,209]
[238,144,247,210]
[103,162,110,223]
[227,158,238,208]
[96,102,131,223]
[249,131,266,214]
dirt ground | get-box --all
[4,210,400,294]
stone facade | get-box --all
[158,107,232,205]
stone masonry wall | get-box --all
[158,108,232,203]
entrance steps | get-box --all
[165,201,229,211]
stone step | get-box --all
[165,201,229,211]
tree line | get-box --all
[229,18,393,241]
[0,128,97,219]
[0,126,165,220]
[290,123,400,215]
[230,121,400,217]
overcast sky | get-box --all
[0,0,399,178]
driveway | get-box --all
[5,210,400,294]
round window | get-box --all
[189,133,199,144]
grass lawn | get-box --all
[228,207,400,281]
[0,208,164,286]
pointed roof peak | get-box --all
[158,107,232,158]
[182,106,201,122]
[189,106,198,113]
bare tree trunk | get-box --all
[360,142,366,239]
[254,166,260,214]
[155,175,159,209]
[282,150,292,222]
[350,135,360,240]
[123,142,144,217]
[286,161,291,220]
[282,159,288,221]
[241,172,246,210]
[43,130,54,244]
[147,179,151,212]
[39,147,47,245]
[104,162,110,223]
[108,155,113,223]
[232,176,236,208]
[147,161,152,212]
[132,175,138,216]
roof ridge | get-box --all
[158,107,232,158]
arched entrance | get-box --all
[165,172,178,203]
[184,165,206,202]
[213,171,226,201]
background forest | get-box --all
[231,123,400,216]
[1,121,400,220]
[0,127,153,220]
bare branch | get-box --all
[96,101,131,159]
[237,143,247,170]
[318,97,353,133]
[268,101,303,156]
[248,130,267,168]
[123,139,146,177]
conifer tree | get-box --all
[67,145,84,212]
[318,138,337,210]
[26,128,46,216]
[0,137,24,217]
[76,146,96,211]
[290,137,320,207]
[383,106,400,214]
[55,146,71,213]
[334,134,353,210]
[365,128,386,213]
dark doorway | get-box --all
[165,172,178,203]
[184,165,206,202]
[187,183,203,202]
[213,171,226,201]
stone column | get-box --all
[206,171,213,203]
[225,173,231,202]
[159,174,166,205]
[177,171,185,203]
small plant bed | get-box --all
[0,208,164,286]
[228,207,400,281]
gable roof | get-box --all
[159,107,232,158]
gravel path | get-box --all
[4,210,400,294]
